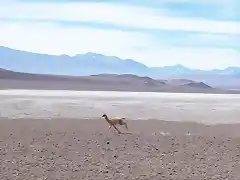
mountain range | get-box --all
[0,46,239,89]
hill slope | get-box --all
[0,68,227,94]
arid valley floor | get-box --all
[0,90,240,179]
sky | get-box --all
[0,0,239,70]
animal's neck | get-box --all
[104,115,111,122]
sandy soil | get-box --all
[0,90,240,179]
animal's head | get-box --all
[102,114,107,118]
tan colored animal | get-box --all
[102,114,128,133]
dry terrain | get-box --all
[0,90,240,179]
[2,68,240,94]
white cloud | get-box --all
[184,33,238,48]
[163,0,236,5]
[158,0,231,3]
[133,46,239,70]
[0,21,153,58]
[0,1,239,34]
[0,21,239,70]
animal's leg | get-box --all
[111,123,122,134]
[124,122,128,129]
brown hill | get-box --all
[1,68,237,94]
[183,82,212,89]
[167,79,211,89]
[167,79,195,86]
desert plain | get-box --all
[0,90,240,179]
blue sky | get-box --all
[0,0,239,69]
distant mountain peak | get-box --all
[173,64,186,67]
[170,64,189,69]
[59,54,70,57]
[75,52,100,57]
[84,52,102,56]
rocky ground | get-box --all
[0,119,240,180]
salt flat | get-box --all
[0,90,240,124]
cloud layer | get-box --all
[0,0,239,69]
